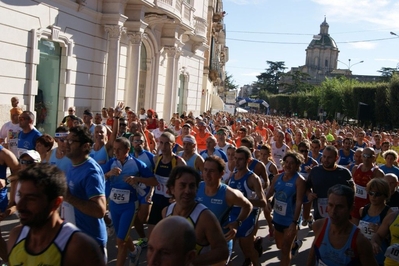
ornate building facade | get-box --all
[0,0,228,133]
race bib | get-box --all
[61,201,76,224]
[358,220,374,240]
[385,243,399,262]
[355,184,367,199]
[274,199,287,216]
[110,188,130,204]
[155,174,170,197]
[317,198,329,218]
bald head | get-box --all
[147,216,196,266]
[384,173,398,195]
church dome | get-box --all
[308,17,338,49]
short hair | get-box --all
[260,143,272,153]
[297,141,310,150]
[56,125,69,133]
[35,134,54,151]
[167,166,201,193]
[161,132,175,143]
[69,126,94,146]
[367,178,390,199]
[115,137,131,150]
[240,137,255,149]
[204,155,225,173]
[22,111,35,123]
[282,151,303,172]
[323,145,338,158]
[383,150,399,161]
[18,163,67,202]
[311,139,321,146]
[133,132,145,140]
[328,184,355,209]
[343,137,353,144]
[163,128,177,136]
[236,146,252,160]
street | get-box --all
[1,213,314,265]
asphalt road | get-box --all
[1,214,314,265]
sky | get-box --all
[223,0,399,88]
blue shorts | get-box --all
[109,200,138,240]
[138,188,153,205]
[232,209,260,238]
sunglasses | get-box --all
[20,160,35,165]
[362,154,373,158]
[368,191,384,197]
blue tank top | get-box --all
[338,149,355,166]
[314,218,360,266]
[0,146,7,201]
[49,148,72,174]
[228,171,256,215]
[300,157,317,179]
[248,159,259,171]
[89,145,109,172]
[177,152,200,172]
[272,173,299,226]
[196,182,231,228]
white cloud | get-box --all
[312,0,399,28]
[349,42,377,50]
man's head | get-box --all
[182,135,196,154]
[342,137,352,151]
[94,113,102,124]
[113,137,131,162]
[147,216,196,266]
[321,145,339,169]
[11,97,19,108]
[65,126,93,158]
[54,126,69,153]
[19,111,34,129]
[19,150,41,170]
[311,139,321,155]
[67,106,76,115]
[17,164,66,227]
[362,147,376,166]
[159,132,175,155]
[384,173,398,195]
[83,110,93,125]
[132,132,145,152]
[235,146,251,171]
[203,156,225,184]
[130,121,140,134]
[167,166,201,206]
[327,184,355,225]
[10,107,23,124]
[240,136,255,151]
[182,123,192,136]
[205,136,217,151]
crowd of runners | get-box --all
[1,96,399,265]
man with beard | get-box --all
[7,164,105,266]
[307,145,355,221]
[63,126,107,261]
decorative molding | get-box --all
[104,25,126,39]
[164,46,182,58]
[127,32,148,45]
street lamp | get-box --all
[338,59,364,70]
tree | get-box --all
[224,72,239,91]
[282,70,314,93]
[254,61,286,94]
[378,67,398,82]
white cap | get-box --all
[19,150,41,162]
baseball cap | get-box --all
[183,123,192,128]
[198,121,206,127]
[19,150,41,163]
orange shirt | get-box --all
[195,132,212,151]
[256,127,268,141]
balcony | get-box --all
[155,0,195,29]
[191,16,207,42]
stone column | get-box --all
[126,32,145,111]
[163,46,181,120]
[104,25,125,108]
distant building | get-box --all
[280,17,381,92]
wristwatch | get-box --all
[236,219,242,227]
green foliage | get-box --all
[254,61,286,94]
[389,74,399,126]
[378,67,398,82]
[224,72,239,91]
